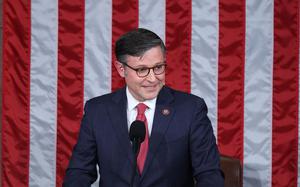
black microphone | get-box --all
[129,120,146,154]
[129,120,146,187]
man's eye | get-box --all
[154,65,163,70]
[137,68,149,73]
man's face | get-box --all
[116,46,165,101]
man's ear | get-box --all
[114,61,125,78]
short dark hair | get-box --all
[115,28,166,63]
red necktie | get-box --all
[136,103,149,174]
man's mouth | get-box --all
[142,85,158,90]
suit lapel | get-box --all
[141,86,175,179]
[107,88,134,164]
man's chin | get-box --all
[141,91,159,100]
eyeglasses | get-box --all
[122,62,167,78]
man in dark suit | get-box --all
[63,28,224,187]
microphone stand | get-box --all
[130,138,141,187]
[129,120,145,187]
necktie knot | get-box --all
[136,103,147,116]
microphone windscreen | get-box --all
[129,120,146,142]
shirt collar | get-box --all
[126,87,157,111]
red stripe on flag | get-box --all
[111,0,139,91]
[165,0,191,93]
[272,0,299,186]
[217,0,245,161]
[56,0,85,186]
[2,0,31,186]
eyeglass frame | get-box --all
[121,62,167,78]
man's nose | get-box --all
[145,69,156,81]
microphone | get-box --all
[129,120,146,187]
[129,120,146,154]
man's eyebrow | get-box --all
[134,62,165,68]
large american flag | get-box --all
[2,0,299,186]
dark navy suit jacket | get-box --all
[63,86,224,187]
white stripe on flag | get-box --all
[191,0,219,137]
[84,0,112,103]
[138,0,166,42]
[29,0,58,186]
[84,1,113,186]
[243,0,273,186]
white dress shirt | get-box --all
[126,87,157,136]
